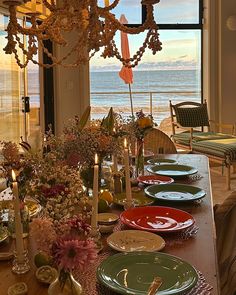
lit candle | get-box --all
[91,154,99,233]
[11,170,25,263]
[104,0,109,7]
[124,138,132,202]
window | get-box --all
[0,13,41,147]
[90,1,203,127]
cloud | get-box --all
[90,58,199,72]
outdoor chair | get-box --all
[169,100,236,189]
[169,100,234,150]
[214,190,236,295]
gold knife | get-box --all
[147,277,163,295]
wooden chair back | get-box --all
[144,128,177,155]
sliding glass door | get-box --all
[0,13,41,148]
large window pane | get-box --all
[90,29,201,125]
[155,0,200,24]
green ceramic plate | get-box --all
[145,184,206,202]
[147,158,177,165]
[113,191,154,207]
[147,164,198,178]
[97,252,198,295]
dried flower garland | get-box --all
[3,0,162,68]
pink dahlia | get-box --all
[52,238,97,272]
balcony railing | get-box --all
[90,90,201,124]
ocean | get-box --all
[0,69,201,126]
[90,69,201,124]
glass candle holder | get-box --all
[12,249,30,275]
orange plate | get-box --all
[137,175,174,185]
[120,206,195,233]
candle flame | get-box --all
[12,170,16,181]
[95,153,98,164]
[124,138,127,148]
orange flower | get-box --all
[137,117,153,129]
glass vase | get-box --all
[8,203,30,238]
[80,165,102,196]
[48,270,83,295]
[135,138,145,177]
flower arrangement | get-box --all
[30,215,97,291]
[0,141,33,199]
[63,122,121,169]
[123,110,154,177]
[130,110,154,140]
[0,139,87,221]
[24,150,85,221]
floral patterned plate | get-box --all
[107,230,165,252]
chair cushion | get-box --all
[192,138,236,162]
[173,104,209,127]
[173,131,234,146]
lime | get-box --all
[98,199,109,213]
[34,252,52,268]
[99,190,113,204]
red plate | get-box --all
[120,206,195,233]
[137,175,174,185]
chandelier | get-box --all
[2,0,162,68]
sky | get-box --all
[91,0,201,71]
[0,1,201,72]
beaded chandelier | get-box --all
[2,0,162,68]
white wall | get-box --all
[53,32,90,136]
[220,0,236,125]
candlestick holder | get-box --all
[124,199,135,210]
[90,227,101,240]
[12,250,30,274]
[89,227,103,252]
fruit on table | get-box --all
[36,266,58,284]
[8,282,28,295]
[98,199,109,213]
[99,190,113,204]
[34,252,52,268]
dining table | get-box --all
[0,154,220,295]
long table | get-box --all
[0,154,220,294]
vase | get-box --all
[48,270,82,295]
[80,165,102,195]
[8,203,30,238]
[135,138,145,177]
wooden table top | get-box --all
[0,154,220,295]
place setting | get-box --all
[144,183,206,202]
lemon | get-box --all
[98,199,109,213]
[34,252,52,268]
[99,190,113,204]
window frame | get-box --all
[126,1,204,102]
